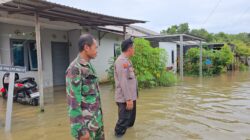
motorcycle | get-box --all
[0,73,39,106]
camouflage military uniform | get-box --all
[66,55,105,140]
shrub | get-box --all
[106,38,177,88]
[184,45,234,76]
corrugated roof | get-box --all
[0,0,146,26]
[129,25,160,36]
[142,34,205,47]
[143,34,205,41]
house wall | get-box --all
[69,29,123,82]
[40,28,69,87]
[0,22,69,88]
[248,57,250,66]
[0,22,123,88]
[92,32,123,82]
[159,42,177,72]
[68,30,81,62]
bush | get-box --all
[233,40,250,57]
[184,45,234,76]
[106,38,177,88]
[158,71,177,86]
[106,57,116,86]
[239,63,249,71]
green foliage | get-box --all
[158,71,178,86]
[131,38,177,88]
[184,45,234,76]
[161,23,189,35]
[239,63,249,71]
[190,28,213,42]
[160,23,250,45]
[177,23,190,34]
[106,38,177,88]
[161,23,250,72]
[232,40,250,57]
[215,44,234,65]
[161,25,178,35]
[106,57,116,86]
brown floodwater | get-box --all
[0,71,250,140]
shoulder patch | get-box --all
[123,63,129,68]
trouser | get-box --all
[89,126,105,140]
[115,101,136,136]
[76,126,105,140]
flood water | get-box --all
[1,71,250,140]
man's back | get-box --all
[114,54,137,103]
[114,38,138,137]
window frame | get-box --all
[10,39,37,71]
[171,50,175,64]
[28,41,38,71]
[114,43,121,57]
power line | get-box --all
[231,6,249,26]
[220,5,250,31]
[201,0,223,28]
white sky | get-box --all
[48,0,250,34]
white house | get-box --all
[0,0,149,89]
[144,34,205,78]
[159,42,177,72]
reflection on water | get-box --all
[1,71,250,140]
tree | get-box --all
[161,25,178,35]
[213,32,231,43]
[161,23,190,35]
[232,40,250,57]
[177,23,190,34]
[233,33,250,45]
[190,28,213,42]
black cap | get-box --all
[121,37,134,52]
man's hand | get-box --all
[80,131,90,140]
[126,100,133,110]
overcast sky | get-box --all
[48,0,250,34]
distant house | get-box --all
[143,35,228,73]
[143,34,205,75]
[181,43,225,54]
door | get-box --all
[52,42,69,86]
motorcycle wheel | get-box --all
[2,91,7,99]
[31,98,39,106]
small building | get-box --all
[143,35,226,73]
[143,34,205,76]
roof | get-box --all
[143,34,205,41]
[129,25,160,36]
[94,25,159,37]
[0,0,146,26]
[142,34,205,47]
[92,26,125,36]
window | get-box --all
[12,41,25,66]
[11,39,38,71]
[172,50,175,64]
[28,42,38,70]
[114,43,121,57]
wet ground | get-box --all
[0,71,250,140]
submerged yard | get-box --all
[0,71,250,140]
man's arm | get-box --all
[66,67,89,139]
[115,59,133,110]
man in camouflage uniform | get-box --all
[114,38,138,137]
[66,34,104,140]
